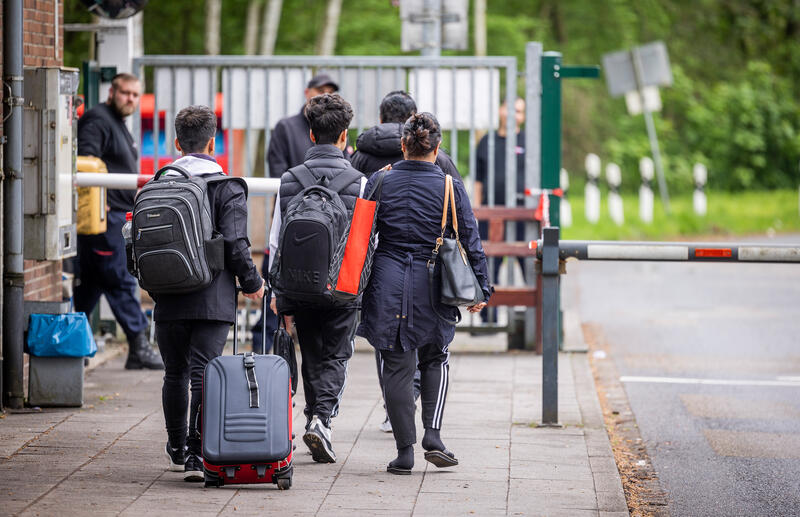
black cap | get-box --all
[307,73,339,91]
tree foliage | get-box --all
[63,0,800,191]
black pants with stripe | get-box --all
[379,342,450,449]
[294,306,358,428]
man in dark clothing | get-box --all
[155,105,265,482]
[475,98,527,323]
[475,98,527,228]
[349,90,459,178]
[76,73,163,370]
[266,73,339,178]
[268,93,366,464]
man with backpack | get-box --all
[143,105,264,481]
[269,93,366,464]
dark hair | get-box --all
[175,105,217,153]
[110,72,139,89]
[304,93,354,145]
[401,112,441,158]
[380,90,416,123]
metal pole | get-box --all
[421,0,442,57]
[540,52,561,226]
[631,48,670,213]
[540,226,560,425]
[3,0,25,410]
[524,42,542,351]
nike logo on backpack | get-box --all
[292,232,317,246]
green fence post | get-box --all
[540,52,562,226]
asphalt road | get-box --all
[563,234,800,517]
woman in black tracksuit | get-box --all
[357,113,491,475]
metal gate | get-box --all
[130,53,529,334]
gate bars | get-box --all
[533,227,800,426]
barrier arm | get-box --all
[531,229,800,427]
[75,173,281,194]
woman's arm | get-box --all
[452,176,492,302]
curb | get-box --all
[570,350,630,514]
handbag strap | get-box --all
[445,174,459,235]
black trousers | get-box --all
[156,319,230,454]
[293,306,358,427]
[375,349,421,405]
[380,342,450,449]
[75,209,148,341]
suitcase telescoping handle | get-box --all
[233,282,270,356]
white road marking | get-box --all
[620,376,800,387]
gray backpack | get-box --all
[130,164,246,294]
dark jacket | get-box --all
[475,130,526,206]
[349,122,460,178]
[274,144,365,313]
[77,102,139,212]
[357,160,491,351]
[267,109,312,178]
[152,156,262,323]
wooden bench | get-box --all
[468,206,540,351]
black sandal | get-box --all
[386,464,412,475]
[424,449,458,468]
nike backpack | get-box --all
[270,164,362,304]
[130,164,246,294]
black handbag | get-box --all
[272,316,298,396]
[427,174,484,324]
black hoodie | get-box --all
[349,122,459,178]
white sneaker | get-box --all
[303,415,336,463]
[379,415,393,433]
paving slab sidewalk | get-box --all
[0,340,627,517]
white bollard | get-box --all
[639,157,655,224]
[585,153,601,224]
[559,168,572,228]
[693,163,708,216]
[606,162,624,226]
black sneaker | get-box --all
[303,415,336,463]
[165,442,186,472]
[184,453,204,482]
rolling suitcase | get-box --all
[202,292,294,489]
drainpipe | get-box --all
[3,0,25,410]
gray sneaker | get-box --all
[303,415,336,463]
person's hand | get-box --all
[243,279,265,301]
[270,296,278,315]
[379,164,392,171]
[466,302,487,313]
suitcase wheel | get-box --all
[276,476,292,490]
[204,467,222,488]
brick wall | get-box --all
[1,0,66,302]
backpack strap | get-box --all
[326,167,364,195]
[198,173,249,227]
[287,164,315,190]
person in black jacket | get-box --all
[349,90,459,178]
[358,113,490,475]
[268,93,366,464]
[266,73,339,178]
[76,73,163,370]
[154,105,265,482]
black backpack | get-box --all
[270,164,362,304]
[130,164,246,294]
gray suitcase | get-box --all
[202,293,294,489]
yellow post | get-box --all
[76,156,108,235]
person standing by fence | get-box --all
[75,73,164,371]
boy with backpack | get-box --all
[138,105,264,481]
[269,93,366,463]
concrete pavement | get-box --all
[0,337,627,516]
